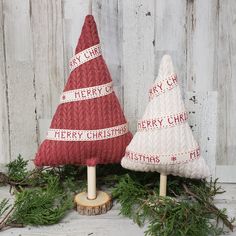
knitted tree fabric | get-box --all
[34,15,132,167]
[121,55,210,179]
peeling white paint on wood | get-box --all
[30,1,65,142]
[155,0,187,92]
[186,91,217,179]
[217,0,236,166]
[2,0,38,164]
[186,0,219,92]
[122,0,155,132]
[0,0,10,169]
[0,0,235,182]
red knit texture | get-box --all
[34,15,132,167]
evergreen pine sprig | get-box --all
[6,155,28,182]
[0,156,235,235]
[0,176,73,231]
[0,156,82,231]
[112,174,235,236]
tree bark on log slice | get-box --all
[74,191,112,215]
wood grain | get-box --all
[30,0,65,142]
[0,0,10,168]
[155,0,187,92]
[186,0,219,92]
[75,191,112,215]
[186,91,217,179]
[217,0,236,166]
[122,0,155,133]
[2,0,38,164]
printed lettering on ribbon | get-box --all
[69,44,102,72]
[125,146,200,165]
[46,123,128,142]
[149,74,178,100]
[60,82,113,104]
[137,111,188,131]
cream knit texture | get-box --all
[121,55,210,179]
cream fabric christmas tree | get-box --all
[121,55,210,179]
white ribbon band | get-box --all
[69,44,102,72]
[137,111,188,131]
[60,82,113,104]
[46,123,128,141]
[149,74,178,100]
[124,146,200,165]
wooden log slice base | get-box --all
[74,191,112,215]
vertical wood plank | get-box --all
[186,0,219,176]
[186,0,219,92]
[217,0,236,165]
[3,0,37,162]
[155,0,187,92]
[30,0,64,142]
[122,0,155,132]
[0,0,10,169]
[93,0,123,105]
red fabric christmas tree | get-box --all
[34,15,132,167]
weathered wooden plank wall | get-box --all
[30,1,65,144]
[0,0,10,168]
[0,0,235,181]
[1,0,38,169]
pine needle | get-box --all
[112,174,235,236]
[0,156,235,235]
